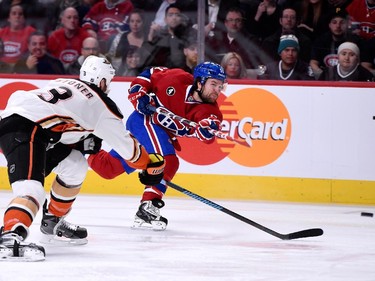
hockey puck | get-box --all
[361,212,373,217]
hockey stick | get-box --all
[164,180,324,240]
[146,105,252,147]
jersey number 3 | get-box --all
[38,87,72,104]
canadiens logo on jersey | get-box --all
[166,87,176,96]
[151,113,190,137]
[323,54,338,67]
[4,41,21,58]
[61,50,79,64]
[100,18,129,37]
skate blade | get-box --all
[0,249,45,262]
[132,218,167,231]
[0,256,45,262]
[40,234,88,246]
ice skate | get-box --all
[0,227,45,262]
[40,202,88,245]
[132,199,168,231]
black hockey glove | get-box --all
[75,134,103,154]
[139,153,165,185]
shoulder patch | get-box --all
[166,87,175,96]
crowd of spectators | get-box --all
[0,0,374,82]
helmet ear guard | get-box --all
[80,55,116,93]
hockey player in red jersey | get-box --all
[88,62,227,230]
[0,56,165,261]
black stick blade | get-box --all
[284,228,324,240]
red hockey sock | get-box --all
[141,186,164,201]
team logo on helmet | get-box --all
[166,87,175,96]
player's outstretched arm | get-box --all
[88,150,125,179]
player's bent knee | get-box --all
[53,149,88,185]
[12,179,46,208]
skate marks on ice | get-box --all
[0,192,374,281]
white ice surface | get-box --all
[0,191,374,281]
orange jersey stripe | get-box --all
[28,125,38,179]
[37,115,88,133]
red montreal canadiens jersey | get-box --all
[347,0,375,39]
[0,25,36,63]
[129,67,223,137]
[82,1,133,41]
[48,28,90,66]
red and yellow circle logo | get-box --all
[177,88,291,167]
[0,82,37,110]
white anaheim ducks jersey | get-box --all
[1,78,140,162]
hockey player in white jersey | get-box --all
[0,56,165,261]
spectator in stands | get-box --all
[309,10,361,78]
[135,0,240,40]
[46,0,99,31]
[0,5,36,70]
[318,41,374,81]
[296,0,336,41]
[0,38,13,73]
[258,34,315,80]
[361,36,375,76]
[82,0,134,53]
[142,3,192,69]
[241,0,281,42]
[48,7,91,70]
[13,31,65,74]
[131,1,196,38]
[139,1,197,29]
[66,36,102,75]
[106,9,147,71]
[199,0,241,37]
[142,1,240,40]
[346,0,375,40]
[117,45,143,77]
[181,38,198,74]
[206,6,267,69]
[220,52,249,79]
[0,0,46,31]
[261,6,311,64]
[149,0,178,29]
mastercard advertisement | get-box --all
[177,88,291,168]
[0,77,374,203]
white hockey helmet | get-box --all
[80,55,115,93]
